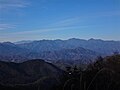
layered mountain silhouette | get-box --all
[0,39,120,90]
[0,38,120,63]
[17,38,120,55]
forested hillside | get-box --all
[0,54,120,90]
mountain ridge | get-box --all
[0,59,63,85]
[0,38,120,63]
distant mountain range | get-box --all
[16,38,120,55]
[0,38,120,64]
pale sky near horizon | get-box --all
[0,0,120,42]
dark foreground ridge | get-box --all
[0,59,64,90]
[0,54,120,90]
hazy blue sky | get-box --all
[0,0,120,42]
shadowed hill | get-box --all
[0,59,64,90]
[60,54,120,90]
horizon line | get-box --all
[0,38,120,43]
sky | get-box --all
[0,0,120,42]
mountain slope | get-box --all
[0,59,63,86]
[17,38,120,55]
[0,42,100,63]
[0,38,120,63]
[39,47,100,63]
[0,42,37,62]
